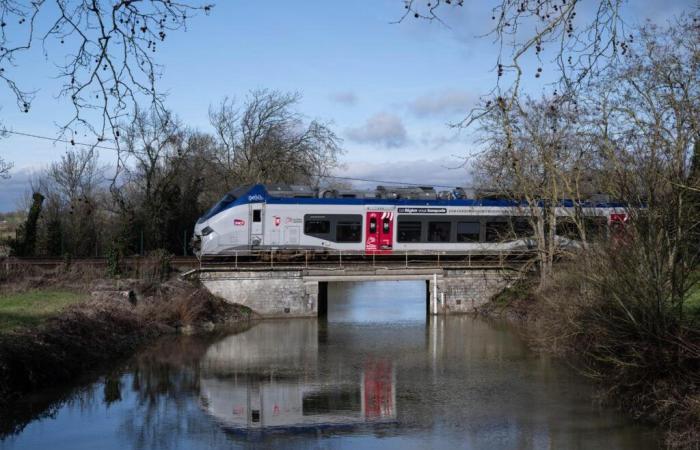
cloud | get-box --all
[346,113,408,148]
[408,89,476,118]
[329,91,358,106]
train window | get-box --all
[336,221,362,242]
[584,216,607,239]
[428,222,451,242]
[485,221,509,242]
[397,221,421,242]
[456,222,480,242]
[556,218,580,240]
[305,220,330,235]
[512,218,533,238]
[382,218,390,233]
[253,209,261,222]
[369,217,377,233]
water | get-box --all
[0,281,658,449]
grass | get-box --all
[0,290,86,333]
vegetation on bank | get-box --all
[474,14,700,449]
[483,255,700,449]
[0,271,254,406]
[0,290,86,333]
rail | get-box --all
[0,256,199,271]
[196,249,538,272]
[1,250,538,274]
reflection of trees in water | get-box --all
[0,329,249,447]
[116,333,245,450]
[0,381,98,437]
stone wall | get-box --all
[431,269,515,314]
[201,271,318,318]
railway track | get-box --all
[2,251,538,273]
[1,256,200,271]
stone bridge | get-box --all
[197,265,522,318]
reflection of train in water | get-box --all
[193,184,627,257]
[200,363,396,431]
[199,321,396,431]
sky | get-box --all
[0,0,693,211]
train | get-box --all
[192,184,627,258]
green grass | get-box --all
[0,290,86,333]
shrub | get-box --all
[535,241,700,448]
[140,249,172,283]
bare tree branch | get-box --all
[0,0,212,141]
[209,89,343,190]
[400,0,628,127]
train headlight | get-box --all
[201,226,214,236]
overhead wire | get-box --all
[0,128,470,189]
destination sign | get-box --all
[397,207,447,214]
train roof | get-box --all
[198,184,626,223]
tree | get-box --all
[7,192,44,256]
[35,148,104,256]
[474,95,597,287]
[114,107,214,254]
[0,0,212,139]
[209,90,343,191]
[589,15,700,314]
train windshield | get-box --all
[197,186,251,223]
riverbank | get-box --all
[480,279,700,449]
[0,276,254,406]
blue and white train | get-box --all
[193,184,627,257]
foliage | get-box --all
[5,193,44,256]
[106,244,123,279]
[536,247,700,448]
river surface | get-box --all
[0,281,658,449]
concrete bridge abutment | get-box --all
[199,268,515,318]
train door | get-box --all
[365,211,393,254]
[249,204,264,247]
[270,214,281,246]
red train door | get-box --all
[365,211,393,254]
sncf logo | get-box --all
[234,219,245,226]
[248,194,265,202]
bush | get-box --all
[535,241,700,448]
[140,249,172,283]
[106,245,123,278]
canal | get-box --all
[0,281,658,449]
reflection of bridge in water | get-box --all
[199,320,396,432]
